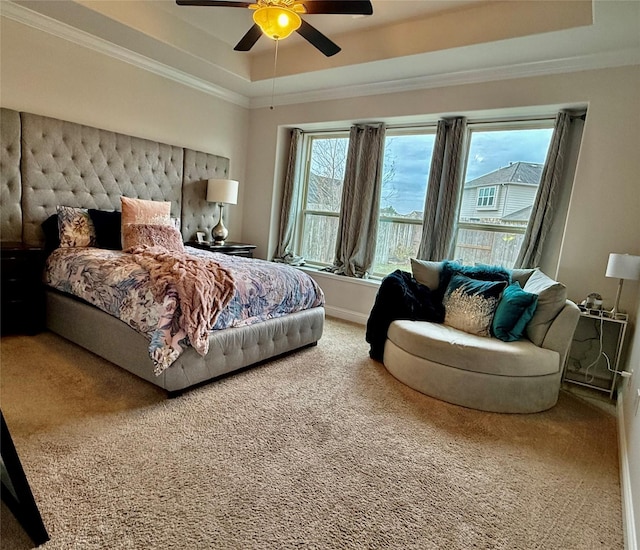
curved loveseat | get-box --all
[382,260,580,414]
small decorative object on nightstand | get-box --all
[1,243,46,335]
[206,179,239,245]
[187,241,256,258]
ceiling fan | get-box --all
[175,0,374,57]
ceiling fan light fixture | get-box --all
[253,6,301,40]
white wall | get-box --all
[0,17,250,239]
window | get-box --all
[299,133,349,265]
[454,123,555,267]
[294,117,557,276]
[476,186,496,208]
[374,130,435,276]
[297,129,436,275]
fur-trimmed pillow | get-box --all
[121,197,171,246]
[122,223,185,254]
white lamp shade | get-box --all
[207,179,239,204]
[605,253,640,280]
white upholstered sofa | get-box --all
[382,260,580,414]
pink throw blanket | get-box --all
[127,246,236,357]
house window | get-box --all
[454,122,555,267]
[476,186,496,208]
[299,133,349,265]
[295,117,557,275]
[374,130,436,277]
[298,129,436,275]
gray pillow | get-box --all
[411,258,441,290]
[523,269,567,346]
[510,268,536,287]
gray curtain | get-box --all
[273,128,305,265]
[514,111,572,268]
[417,117,466,261]
[325,123,386,278]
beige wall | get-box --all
[246,65,640,322]
[0,17,250,239]
[621,299,640,545]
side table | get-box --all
[563,309,628,399]
[1,242,46,335]
[186,241,256,258]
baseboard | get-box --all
[324,305,368,325]
[618,392,638,550]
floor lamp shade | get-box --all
[605,253,640,316]
[206,179,239,244]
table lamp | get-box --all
[605,253,640,318]
[206,179,239,244]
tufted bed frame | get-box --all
[1,108,324,395]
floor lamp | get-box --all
[605,253,640,318]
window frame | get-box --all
[453,118,556,267]
[296,130,350,268]
[292,116,558,273]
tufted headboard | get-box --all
[0,108,230,246]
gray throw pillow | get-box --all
[523,269,567,346]
[410,258,441,290]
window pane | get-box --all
[306,137,348,213]
[453,228,525,267]
[457,126,554,267]
[374,132,434,276]
[379,134,434,215]
[300,214,339,265]
[373,220,423,276]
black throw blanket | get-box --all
[366,270,445,362]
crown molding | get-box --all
[3,1,638,112]
[250,48,640,109]
[1,1,250,108]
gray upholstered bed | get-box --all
[1,108,324,394]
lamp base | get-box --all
[211,203,229,245]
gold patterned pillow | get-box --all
[56,206,96,248]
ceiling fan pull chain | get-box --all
[270,39,279,110]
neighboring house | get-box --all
[458,162,543,226]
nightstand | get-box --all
[563,310,628,399]
[1,243,47,335]
[186,241,256,258]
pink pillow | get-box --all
[123,224,185,254]
[121,197,172,248]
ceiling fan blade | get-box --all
[234,24,263,51]
[176,1,252,7]
[302,1,373,15]
[296,19,341,57]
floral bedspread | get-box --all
[44,247,325,374]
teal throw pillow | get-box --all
[443,274,507,337]
[491,281,538,342]
[438,261,511,300]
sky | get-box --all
[381,128,554,215]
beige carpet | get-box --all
[0,318,623,549]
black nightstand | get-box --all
[1,243,46,335]
[187,241,256,258]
